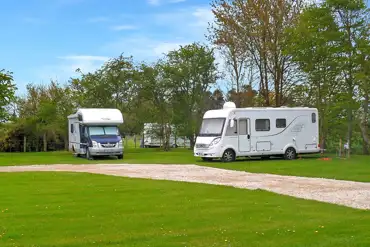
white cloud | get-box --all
[148,0,160,5]
[153,42,189,55]
[34,55,110,83]
[56,55,110,74]
[87,16,110,23]
[23,17,44,24]
[190,7,214,27]
[110,25,137,31]
[57,55,110,61]
[102,36,187,61]
[148,0,186,6]
[151,6,212,35]
[34,5,218,86]
[102,5,215,60]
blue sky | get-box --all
[0,0,214,95]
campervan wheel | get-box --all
[284,147,297,160]
[221,149,236,162]
[86,148,94,160]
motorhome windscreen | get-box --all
[199,118,225,136]
[88,126,119,136]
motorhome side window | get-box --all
[311,113,316,123]
[255,119,270,131]
[225,119,237,136]
[276,119,286,128]
[239,119,248,135]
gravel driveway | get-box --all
[1,164,369,210]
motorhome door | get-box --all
[72,122,81,153]
[238,118,251,152]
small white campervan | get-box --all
[68,108,124,160]
[194,102,320,162]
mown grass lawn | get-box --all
[1,148,369,182]
[0,172,369,247]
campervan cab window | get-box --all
[88,126,119,136]
[199,118,225,136]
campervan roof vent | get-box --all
[223,102,236,109]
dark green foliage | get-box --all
[0,70,17,122]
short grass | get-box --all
[0,172,369,247]
[1,148,370,182]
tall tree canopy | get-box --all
[0,69,17,122]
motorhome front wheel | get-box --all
[86,148,94,160]
[221,149,236,162]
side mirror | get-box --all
[230,119,235,128]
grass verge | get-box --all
[1,148,369,182]
[0,172,369,247]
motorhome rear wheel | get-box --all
[284,147,297,160]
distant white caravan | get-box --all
[194,102,320,162]
[141,123,191,148]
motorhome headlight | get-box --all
[118,139,123,147]
[209,137,221,147]
[92,141,98,147]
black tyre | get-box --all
[284,147,296,160]
[86,148,94,160]
[201,157,213,162]
[221,149,236,162]
[117,154,123,160]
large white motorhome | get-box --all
[141,123,191,148]
[68,108,124,160]
[194,102,320,162]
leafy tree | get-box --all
[355,15,370,154]
[16,82,74,152]
[209,0,305,106]
[136,61,174,151]
[208,89,225,109]
[284,3,343,149]
[325,0,369,155]
[284,0,370,153]
[70,54,138,134]
[163,43,220,147]
[0,69,17,122]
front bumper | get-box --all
[194,148,222,158]
[89,147,123,156]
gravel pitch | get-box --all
[1,164,369,210]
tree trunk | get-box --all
[35,139,39,152]
[64,135,69,151]
[347,108,353,157]
[163,124,170,151]
[23,136,27,152]
[360,123,369,155]
[189,135,195,149]
[43,133,47,152]
[361,94,369,155]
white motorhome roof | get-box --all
[203,107,317,119]
[68,108,123,125]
